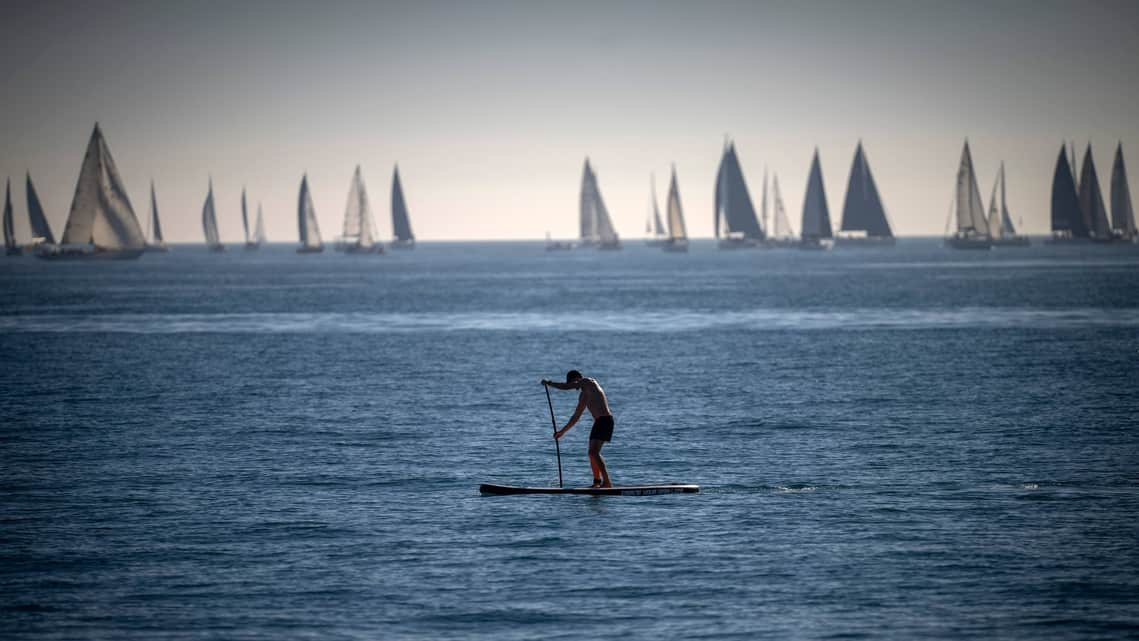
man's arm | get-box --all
[542,379,576,391]
[555,394,587,439]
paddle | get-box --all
[544,382,564,488]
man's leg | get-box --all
[589,439,611,488]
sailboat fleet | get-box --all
[4,124,1136,258]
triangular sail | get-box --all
[298,175,323,250]
[714,143,763,239]
[772,174,793,238]
[1111,143,1136,236]
[241,188,250,245]
[202,181,221,249]
[840,143,893,238]
[986,167,1004,240]
[3,180,15,251]
[254,204,267,243]
[1079,145,1112,239]
[579,159,619,245]
[342,166,376,249]
[800,150,833,240]
[149,181,165,244]
[646,174,665,237]
[666,167,688,242]
[60,124,146,250]
[954,141,989,236]
[761,168,769,233]
[25,174,55,244]
[1051,145,1085,236]
[391,166,414,243]
[999,163,1016,235]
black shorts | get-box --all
[589,416,614,443]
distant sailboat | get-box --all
[766,173,797,248]
[202,180,224,252]
[1079,145,1114,242]
[714,141,764,249]
[297,174,324,253]
[25,174,55,248]
[644,174,668,246]
[390,165,415,249]
[1111,143,1137,242]
[662,166,689,253]
[545,231,573,251]
[799,149,834,250]
[3,179,18,256]
[945,140,991,250]
[836,142,895,247]
[987,164,1030,247]
[241,188,258,250]
[254,203,267,246]
[144,180,169,252]
[579,158,621,250]
[1048,143,1086,242]
[37,124,146,260]
[338,165,381,254]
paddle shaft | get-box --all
[544,383,564,488]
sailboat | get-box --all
[202,180,224,252]
[36,124,146,260]
[254,203,267,246]
[578,158,621,250]
[337,165,381,254]
[144,181,169,252]
[799,149,834,250]
[986,164,1030,247]
[714,141,764,248]
[945,140,991,250]
[1111,143,1137,242]
[390,165,415,249]
[644,174,668,247]
[766,173,797,248]
[1048,143,1086,243]
[662,166,689,253]
[25,174,56,250]
[1079,145,1115,243]
[3,179,18,256]
[241,188,258,250]
[297,174,324,254]
[836,142,895,247]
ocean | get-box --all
[2,240,1138,640]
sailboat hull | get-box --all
[36,245,144,260]
[343,244,383,254]
[834,235,896,247]
[597,240,622,251]
[6,247,23,256]
[798,238,833,251]
[390,239,415,249]
[945,236,991,250]
[662,240,688,253]
[990,236,1031,247]
[717,237,762,249]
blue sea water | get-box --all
[2,240,1138,640]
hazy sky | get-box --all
[1,0,1137,242]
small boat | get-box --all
[479,483,699,496]
[662,165,688,253]
[764,172,798,248]
[579,158,622,250]
[1047,143,1089,243]
[297,174,324,253]
[545,232,573,251]
[144,181,169,252]
[987,163,1030,247]
[202,179,225,252]
[799,149,834,250]
[835,142,896,247]
[390,165,415,249]
[945,140,991,250]
[1111,143,1137,242]
[1079,144,1116,243]
[336,166,382,254]
[253,203,267,247]
[644,173,668,246]
[25,173,56,250]
[715,140,764,249]
[3,179,19,256]
[36,124,146,260]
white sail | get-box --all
[254,204,267,244]
[772,174,794,238]
[341,166,376,249]
[955,141,989,236]
[986,167,1004,240]
[645,174,665,238]
[761,167,769,233]
[298,174,323,250]
[25,174,55,244]
[666,166,688,242]
[60,124,146,250]
[202,180,222,249]
[579,159,619,247]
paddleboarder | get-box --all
[542,370,614,488]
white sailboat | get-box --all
[37,124,146,260]
[202,179,224,252]
[578,158,621,250]
[25,173,56,249]
[945,140,991,250]
[987,163,1029,247]
[144,180,169,252]
[1111,143,1137,242]
[662,166,689,253]
[338,165,381,254]
[297,174,324,253]
[766,173,798,248]
[254,203,267,246]
[644,173,668,247]
[799,149,834,250]
[390,165,415,249]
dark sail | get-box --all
[391,166,414,243]
[800,150,833,240]
[839,143,892,238]
[3,179,15,251]
[1111,143,1135,236]
[150,182,165,243]
[25,173,55,244]
[714,143,763,240]
[1050,145,1085,237]
[1078,145,1112,239]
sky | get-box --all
[1,0,1137,243]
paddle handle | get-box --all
[545,383,564,488]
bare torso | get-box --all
[578,377,612,419]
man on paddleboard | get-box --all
[542,370,614,488]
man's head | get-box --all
[565,370,583,385]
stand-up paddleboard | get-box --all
[480,483,698,496]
